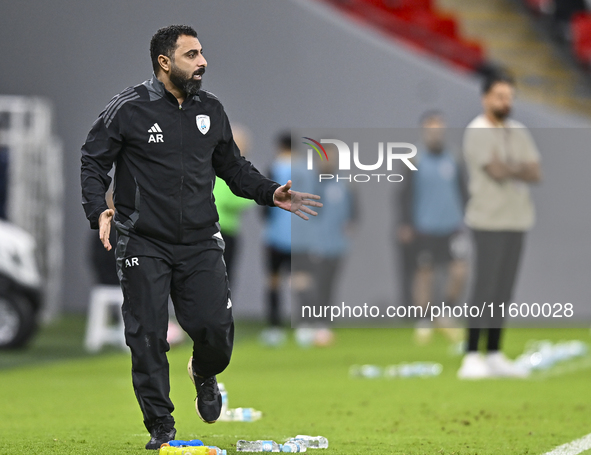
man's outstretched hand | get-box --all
[99,208,115,251]
[274,180,322,220]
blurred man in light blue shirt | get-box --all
[398,111,468,345]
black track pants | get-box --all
[467,229,524,349]
[115,226,234,432]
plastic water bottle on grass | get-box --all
[567,340,587,357]
[349,364,382,378]
[236,440,282,452]
[282,441,306,452]
[291,435,328,449]
[159,446,211,454]
[219,382,228,413]
[168,440,204,447]
[220,407,262,422]
[416,362,443,377]
[516,340,589,372]
[397,362,442,378]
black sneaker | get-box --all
[187,356,222,423]
[145,423,176,450]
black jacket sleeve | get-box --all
[80,100,125,229]
[212,109,280,207]
[262,167,275,220]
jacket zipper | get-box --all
[179,104,184,243]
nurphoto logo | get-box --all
[302,137,418,183]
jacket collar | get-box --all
[149,73,201,104]
[150,73,166,97]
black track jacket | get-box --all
[81,75,280,244]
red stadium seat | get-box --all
[323,0,485,71]
[357,0,433,11]
[572,13,591,65]
[395,10,458,38]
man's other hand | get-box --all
[99,209,115,251]
[274,180,322,221]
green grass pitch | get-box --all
[1,317,590,454]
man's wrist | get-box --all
[88,204,110,230]
[268,183,280,207]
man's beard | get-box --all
[492,106,511,122]
[170,63,204,96]
[427,141,444,154]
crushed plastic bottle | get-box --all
[290,435,328,449]
[215,383,262,422]
[349,364,382,378]
[282,441,306,452]
[236,440,282,452]
[350,363,442,379]
[515,340,589,372]
[569,340,588,357]
[218,407,262,422]
[219,382,229,414]
[396,362,443,378]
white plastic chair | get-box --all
[84,285,126,352]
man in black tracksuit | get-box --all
[80,25,321,450]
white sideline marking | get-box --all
[542,433,591,455]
